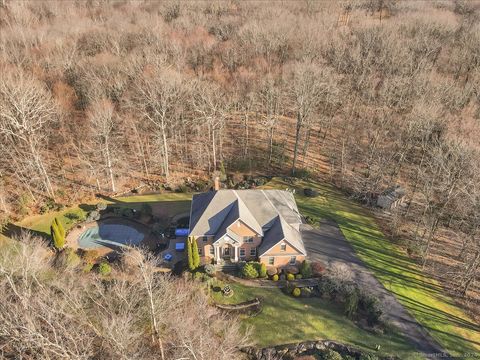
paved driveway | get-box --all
[301,219,450,359]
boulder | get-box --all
[266,266,278,276]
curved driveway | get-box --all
[301,219,451,359]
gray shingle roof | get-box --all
[258,216,306,256]
[189,189,304,253]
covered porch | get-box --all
[213,234,241,263]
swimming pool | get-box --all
[77,223,145,249]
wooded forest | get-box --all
[0,0,479,321]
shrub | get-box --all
[344,288,360,319]
[295,274,303,279]
[176,184,189,193]
[65,248,81,268]
[305,216,317,225]
[83,263,94,273]
[98,262,112,276]
[259,262,267,278]
[303,188,319,197]
[193,271,207,281]
[191,238,200,269]
[286,273,295,281]
[204,264,216,276]
[50,217,65,250]
[322,349,342,360]
[330,262,354,282]
[292,287,301,297]
[311,261,326,276]
[300,260,312,278]
[187,237,195,271]
[80,249,100,264]
[122,208,134,218]
[301,287,312,297]
[362,295,383,326]
[294,168,311,179]
[242,262,259,279]
[88,210,101,221]
[96,202,107,211]
[53,248,80,269]
[272,274,279,281]
[318,276,341,300]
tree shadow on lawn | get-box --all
[2,222,50,241]
[393,292,480,336]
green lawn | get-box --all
[263,178,480,357]
[211,281,421,359]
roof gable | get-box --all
[258,216,306,256]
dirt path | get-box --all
[301,219,451,359]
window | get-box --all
[198,247,203,255]
[280,243,286,251]
[209,247,214,255]
[268,257,274,265]
[289,256,296,265]
[239,248,246,258]
[250,248,256,256]
[243,236,254,243]
[202,236,208,242]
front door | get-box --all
[223,246,230,259]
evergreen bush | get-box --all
[259,262,267,278]
[191,238,200,269]
[51,217,65,250]
[300,260,312,278]
[242,262,259,279]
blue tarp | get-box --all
[175,242,185,251]
[175,228,189,237]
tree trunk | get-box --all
[29,138,55,199]
[161,125,169,178]
[104,141,115,192]
[291,112,302,175]
[268,127,275,165]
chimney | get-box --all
[214,176,220,191]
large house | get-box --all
[188,189,306,268]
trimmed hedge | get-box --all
[272,274,279,281]
[286,273,295,281]
[292,287,301,297]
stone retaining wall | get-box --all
[241,340,398,360]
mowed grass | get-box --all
[263,178,480,356]
[211,282,421,359]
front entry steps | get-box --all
[215,262,239,273]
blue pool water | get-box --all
[78,224,145,249]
